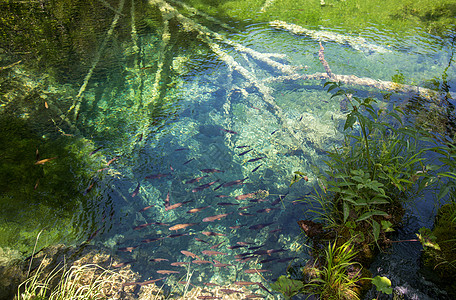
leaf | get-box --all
[356,210,388,222]
[372,220,380,242]
[437,185,450,201]
[371,276,393,295]
[343,202,349,223]
[344,114,357,130]
[269,275,305,300]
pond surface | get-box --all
[0,0,455,298]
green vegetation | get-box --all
[184,0,456,36]
[0,115,103,255]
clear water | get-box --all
[1,0,455,298]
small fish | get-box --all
[299,115,303,121]
[112,260,136,268]
[249,222,274,230]
[192,179,220,192]
[181,250,200,259]
[210,242,224,249]
[244,269,270,274]
[217,202,238,206]
[202,250,227,256]
[248,245,264,250]
[168,223,199,231]
[145,173,171,179]
[137,133,143,142]
[237,242,253,246]
[270,129,278,135]
[220,289,243,294]
[203,213,232,222]
[131,183,140,197]
[213,261,233,268]
[97,167,109,172]
[185,175,208,184]
[150,258,169,262]
[195,237,209,244]
[203,283,220,287]
[201,231,225,237]
[256,208,278,213]
[215,195,229,198]
[227,245,246,250]
[35,156,58,165]
[223,177,248,187]
[83,180,96,196]
[251,164,262,173]
[34,179,39,190]
[234,281,256,286]
[175,148,189,151]
[244,293,265,299]
[118,246,138,252]
[235,145,250,149]
[35,149,39,161]
[167,233,189,238]
[171,262,190,266]
[44,101,49,109]
[246,157,266,163]
[221,128,237,134]
[213,182,225,191]
[142,237,165,243]
[192,260,213,265]
[106,156,119,166]
[201,168,224,173]
[156,270,180,274]
[250,106,261,111]
[178,281,195,287]
[235,193,256,200]
[183,158,195,165]
[229,225,245,230]
[164,191,170,208]
[187,205,211,214]
[89,146,103,156]
[197,296,221,300]
[270,228,282,233]
[152,222,169,226]
[238,149,253,156]
[133,223,153,230]
[165,201,189,211]
[139,204,154,212]
[138,278,166,286]
[86,228,100,242]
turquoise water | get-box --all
[1,1,455,298]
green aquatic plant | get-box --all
[304,239,361,300]
[371,275,393,299]
[298,82,438,245]
[270,275,305,300]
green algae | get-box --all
[0,115,103,255]
[183,0,455,36]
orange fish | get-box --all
[150,258,169,262]
[234,193,256,200]
[187,205,211,214]
[180,250,200,259]
[35,156,58,165]
[192,259,213,265]
[197,297,222,300]
[210,242,224,249]
[202,231,226,237]
[244,269,270,274]
[220,289,243,294]
[156,270,180,274]
[201,250,227,256]
[118,246,138,252]
[170,262,190,266]
[234,281,257,286]
[165,200,193,211]
[106,156,119,166]
[169,223,199,231]
[202,213,232,222]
